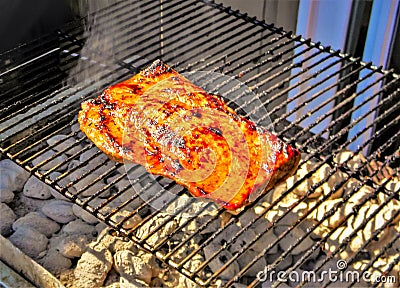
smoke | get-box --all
[67,0,129,90]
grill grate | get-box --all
[1,0,399,287]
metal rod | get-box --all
[244,134,399,288]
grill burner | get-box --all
[0,0,399,287]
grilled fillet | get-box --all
[79,60,300,211]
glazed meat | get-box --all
[78,60,300,211]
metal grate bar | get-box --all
[0,33,63,73]
[275,157,400,288]
[59,0,196,68]
[202,0,397,79]
[151,202,217,251]
[0,48,75,114]
[245,54,348,118]
[348,232,399,288]
[245,129,400,288]
[0,62,131,153]
[0,47,125,130]
[221,47,339,109]
[60,0,162,41]
[128,8,259,67]
[14,123,83,162]
[167,21,290,73]
[319,195,399,287]
[220,98,399,285]
[160,33,304,108]
[258,59,368,126]
[296,93,399,170]
[201,36,305,96]
[103,176,170,222]
[163,208,226,259]
[186,27,289,72]
[67,0,224,63]
[90,166,147,213]
[274,64,375,134]
[289,73,397,146]
[215,42,331,109]
[1,1,399,287]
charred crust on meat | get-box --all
[191,109,202,118]
[149,119,158,126]
[145,147,158,156]
[104,103,115,110]
[198,188,207,195]
[90,98,102,105]
[246,122,257,131]
[90,93,116,111]
[208,127,223,136]
[172,138,186,149]
[122,83,143,94]
[141,59,172,77]
[170,76,183,84]
[122,146,133,153]
[171,159,183,172]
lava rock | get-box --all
[9,227,48,259]
[114,250,153,284]
[18,195,52,214]
[67,160,108,198]
[61,219,97,236]
[137,250,157,271]
[204,243,240,280]
[0,161,30,202]
[0,203,17,236]
[49,189,69,201]
[135,213,178,246]
[97,229,137,254]
[23,176,53,199]
[31,149,68,171]
[72,204,99,224]
[0,159,30,192]
[277,227,314,255]
[12,212,60,237]
[236,249,267,276]
[110,210,142,230]
[95,221,109,235]
[74,243,113,288]
[0,186,14,203]
[102,268,121,288]
[40,249,72,275]
[41,200,75,224]
[47,134,83,155]
[120,277,149,288]
[48,172,71,200]
[57,234,90,258]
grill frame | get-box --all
[1,0,399,287]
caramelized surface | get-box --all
[79,60,300,210]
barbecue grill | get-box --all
[1,0,399,287]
